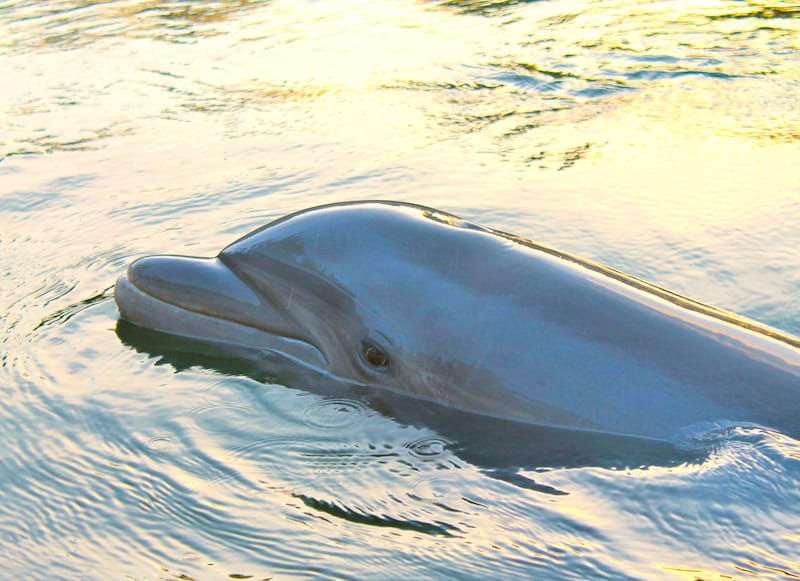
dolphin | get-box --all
[114,201,800,442]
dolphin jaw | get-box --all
[114,260,329,371]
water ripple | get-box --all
[188,402,255,434]
[144,436,174,452]
[292,493,461,537]
[2,0,799,578]
[403,436,450,459]
[300,397,371,430]
[2,1,273,52]
[33,287,113,331]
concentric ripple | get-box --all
[300,397,371,430]
[403,436,451,459]
[188,401,255,434]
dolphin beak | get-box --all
[124,256,263,321]
[115,255,328,370]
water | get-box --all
[2,0,799,578]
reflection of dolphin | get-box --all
[116,322,697,486]
[115,201,800,443]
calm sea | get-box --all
[2,1,799,579]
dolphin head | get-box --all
[116,201,582,428]
[115,203,513,403]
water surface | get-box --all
[2,1,799,579]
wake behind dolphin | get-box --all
[114,201,800,442]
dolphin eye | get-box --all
[362,342,389,370]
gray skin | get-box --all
[115,201,800,441]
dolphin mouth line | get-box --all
[115,271,329,371]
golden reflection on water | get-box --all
[4,0,798,162]
[3,0,798,264]
[3,0,799,319]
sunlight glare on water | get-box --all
[1,0,799,579]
